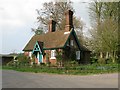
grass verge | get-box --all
[2,63,119,75]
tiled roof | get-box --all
[23,30,71,51]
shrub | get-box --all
[90,57,98,64]
[17,54,30,66]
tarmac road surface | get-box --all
[2,70,118,88]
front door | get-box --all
[39,53,43,63]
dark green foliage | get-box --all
[69,50,76,61]
[56,50,63,61]
[63,47,76,61]
[90,53,98,64]
[56,50,65,67]
[45,53,51,67]
[90,57,98,64]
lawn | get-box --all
[2,63,119,75]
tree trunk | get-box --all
[110,51,115,63]
[106,52,109,59]
[100,52,103,58]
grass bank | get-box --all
[2,63,119,75]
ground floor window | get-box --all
[50,50,56,59]
[76,51,80,60]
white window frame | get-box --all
[50,50,56,59]
[76,51,80,60]
[70,40,74,46]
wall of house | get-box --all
[84,52,90,64]
[29,52,32,59]
[64,34,91,64]
[24,51,33,60]
[49,59,56,65]
[80,51,90,64]
[24,46,90,65]
[63,33,80,61]
[24,51,29,56]
[43,54,46,63]
[43,50,57,65]
[24,51,37,64]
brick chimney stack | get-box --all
[65,10,73,31]
[48,19,56,32]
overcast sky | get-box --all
[0,0,91,54]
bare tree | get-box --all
[34,1,85,44]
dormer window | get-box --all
[70,40,74,46]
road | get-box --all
[2,70,118,88]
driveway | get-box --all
[2,70,118,88]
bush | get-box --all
[90,57,98,64]
[6,54,30,67]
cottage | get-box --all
[23,10,90,65]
